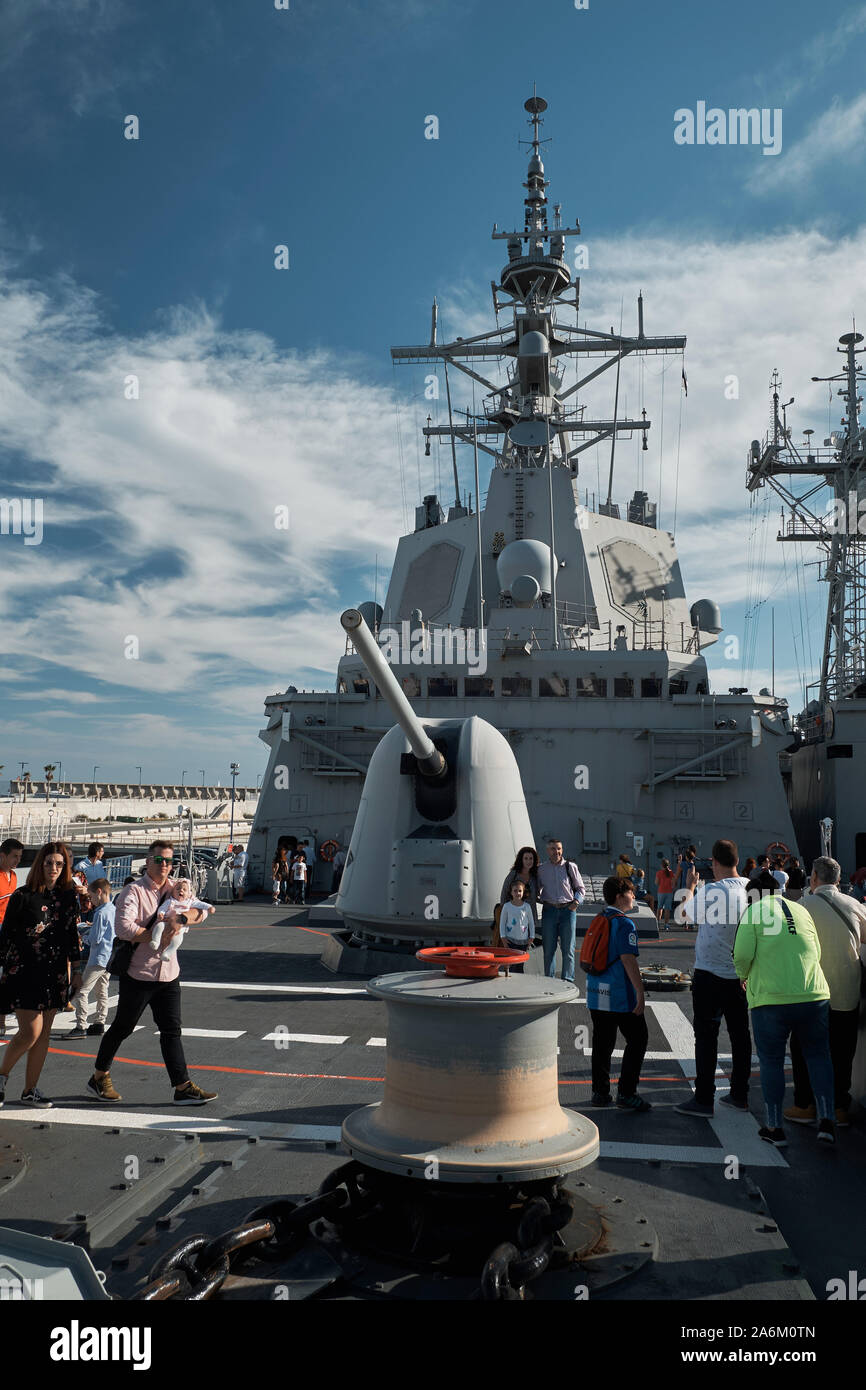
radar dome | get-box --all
[496,539,558,596]
[690,599,722,634]
[357,601,384,632]
[511,574,541,607]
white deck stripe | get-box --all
[585,1048,786,1071]
[261,1031,349,1045]
[600,1141,744,1164]
[159,1028,246,1040]
[648,1000,788,1168]
[181,981,367,995]
[0,1108,790,1166]
[647,1001,696,1076]
[0,1108,341,1141]
[366,1037,387,1047]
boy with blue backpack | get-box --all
[581,876,650,1112]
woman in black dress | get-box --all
[0,841,83,1108]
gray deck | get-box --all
[1,897,860,1300]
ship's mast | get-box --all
[390,94,686,486]
[747,330,866,707]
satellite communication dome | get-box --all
[496,539,558,596]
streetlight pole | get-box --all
[136,766,142,788]
[229,762,240,844]
[181,770,187,788]
[93,766,99,802]
[200,770,206,788]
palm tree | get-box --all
[44,764,56,802]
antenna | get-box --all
[750,328,866,706]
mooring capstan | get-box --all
[341,968,599,1183]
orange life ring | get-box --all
[765,841,790,861]
[319,839,339,863]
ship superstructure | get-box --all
[249,96,797,889]
[747,331,866,868]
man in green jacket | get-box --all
[733,871,835,1147]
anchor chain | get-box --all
[478,1190,574,1300]
[133,1161,361,1301]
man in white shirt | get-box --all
[786,855,866,1127]
[536,839,586,983]
[673,838,752,1117]
[231,844,249,901]
[75,842,107,886]
[771,857,789,891]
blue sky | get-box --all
[2,0,866,782]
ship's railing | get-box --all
[557,603,701,655]
[345,613,701,659]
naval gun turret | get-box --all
[321,609,534,974]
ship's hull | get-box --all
[787,698,866,870]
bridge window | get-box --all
[669,676,689,696]
[502,676,532,697]
[539,676,569,697]
[352,677,370,695]
[575,676,606,698]
[464,676,495,696]
[614,676,634,697]
[428,676,458,696]
[641,678,663,698]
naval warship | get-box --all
[249,95,798,895]
[1,99,864,1341]
[747,333,866,872]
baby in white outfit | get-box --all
[150,879,214,959]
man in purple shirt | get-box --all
[536,839,586,983]
[86,841,217,1104]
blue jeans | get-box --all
[750,1000,835,1127]
[542,905,577,982]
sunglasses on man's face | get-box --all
[151,856,174,866]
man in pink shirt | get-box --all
[86,840,217,1104]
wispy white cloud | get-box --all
[6,689,107,705]
[0,270,406,705]
[753,3,866,104]
[3,217,864,763]
[746,92,866,194]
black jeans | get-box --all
[691,969,752,1106]
[95,975,188,1088]
[791,1005,859,1110]
[589,1009,649,1098]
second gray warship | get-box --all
[249,95,797,891]
[748,332,866,872]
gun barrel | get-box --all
[340,610,446,777]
